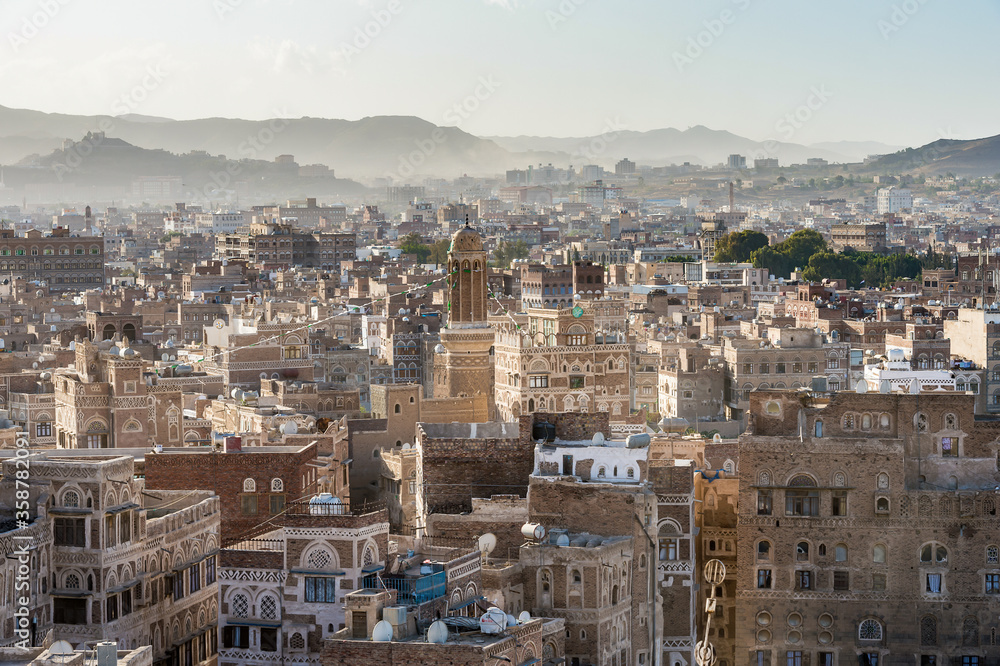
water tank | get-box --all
[626,433,651,449]
[479,607,508,635]
[521,523,546,541]
[531,421,556,442]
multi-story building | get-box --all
[738,388,1000,664]
[876,186,912,214]
[215,222,355,273]
[721,328,850,423]
[202,316,315,391]
[261,199,347,229]
[519,262,606,310]
[492,307,631,421]
[0,227,104,291]
[944,308,1000,414]
[217,497,388,666]
[658,345,725,425]
[0,452,220,665]
[831,222,887,252]
[54,339,186,449]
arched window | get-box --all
[876,497,890,513]
[988,545,999,565]
[62,490,80,508]
[242,478,256,493]
[306,547,334,570]
[814,420,823,438]
[230,593,249,618]
[835,543,848,562]
[876,472,889,490]
[858,618,883,641]
[873,544,887,563]
[271,478,283,493]
[921,616,937,646]
[757,540,771,561]
[963,616,979,647]
[945,413,958,430]
[259,594,278,620]
[920,542,948,563]
[394,403,401,414]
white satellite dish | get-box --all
[426,620,448,644]
[592,432,605,445]
[162,353,170,362]
[477,533,497,556]
[556,533,570,547]
[371,620,393,642]
[518,611,531,624]
[49,640,74,664]
[281,421,299,435]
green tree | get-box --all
[714,230,769,263]
[802,252,861,287]
[427,239,451,265]
[399,232,430,262]
[751,246,793,279]
[775,229,827,269]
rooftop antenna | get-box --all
[729,181,734,213]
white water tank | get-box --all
[479,607,508,635]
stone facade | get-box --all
[738,389,1000,665]
[0,453,220,666]
[144,443,320,541]
[492,307,631,421]
[435,225,496,419]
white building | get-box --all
[863,348,962,393]
[877,187,912,214]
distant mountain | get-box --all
[8,134,366,196]
[0,105,512,178]
[864,134,1000,176]
[807,140,904,159]
[485,125,880,166]
[2,104,996,179]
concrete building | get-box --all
[876,187,912,215]
[944,309,1000,414]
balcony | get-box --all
[363,570,446,605]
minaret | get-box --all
[436,220,495,418]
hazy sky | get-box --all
[2,0,997,146]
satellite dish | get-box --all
[556,533,570,547]
[592,432,605,445]
[162,353,170,362]
[281,421,299,435]
[49,640,74,662]
[506,614,518,627]
[32,362,38,369]
[855,380,868,394]
[477,533,497,556]
[518,611,531,624]
[426,620,448,644]
[371,620,393,642]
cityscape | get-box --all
[2,1,1000,665]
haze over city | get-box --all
[1,2,1000,666]
[3,0,999,145]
